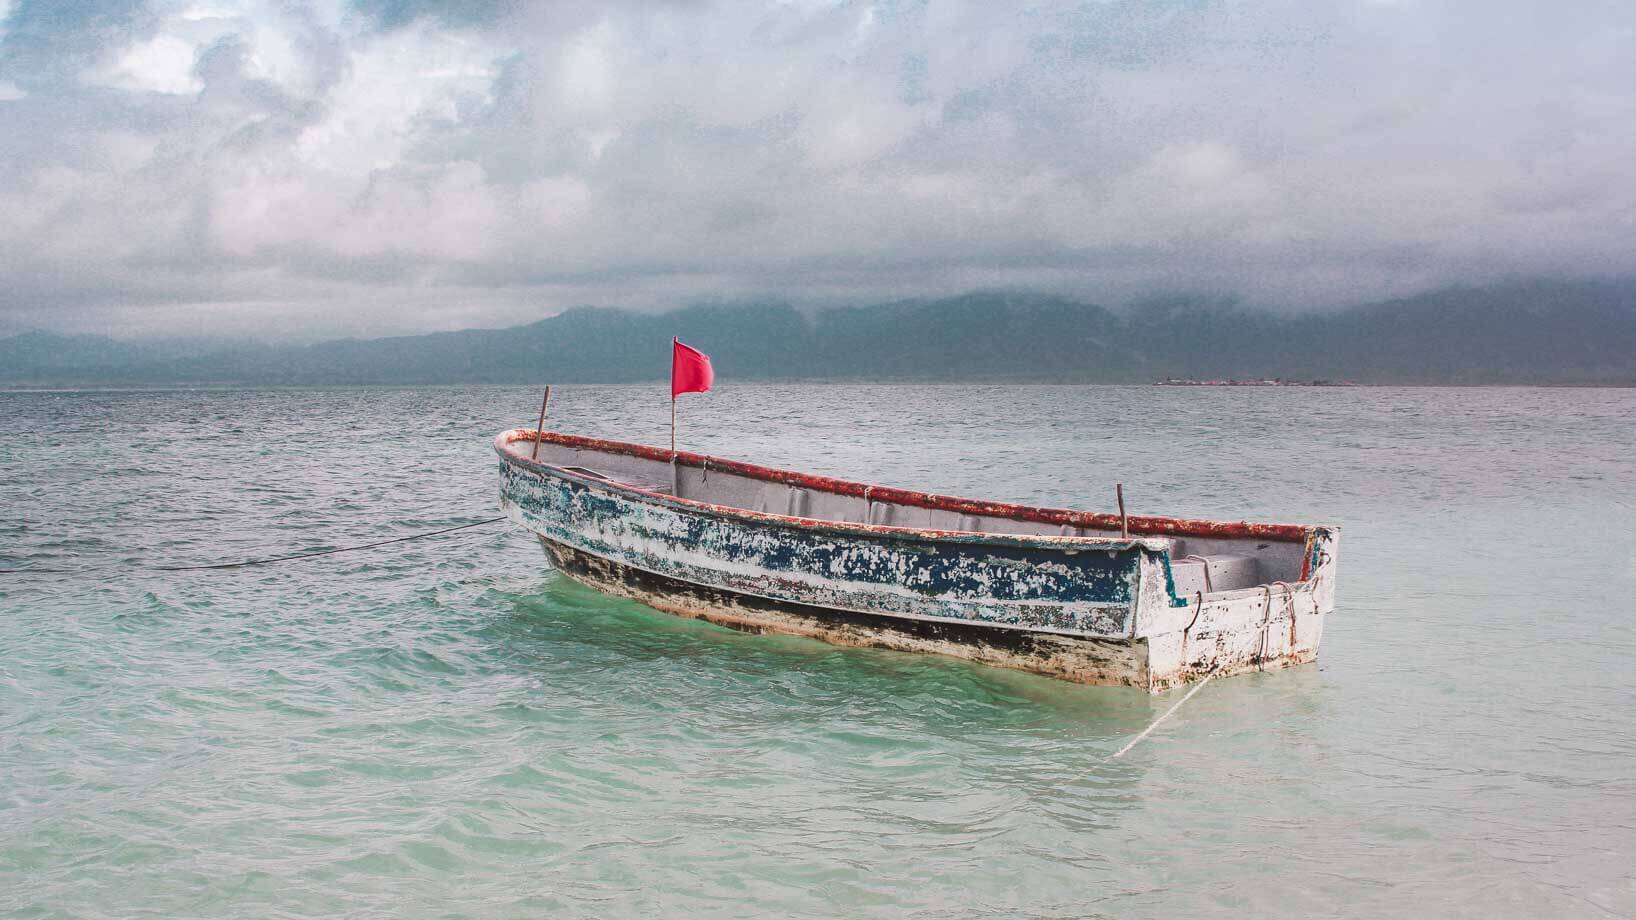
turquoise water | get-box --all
[2,385,1633,918]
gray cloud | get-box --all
[1,0,1634,340]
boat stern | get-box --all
[1138,527,1339,691]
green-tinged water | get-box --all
[2,385,1633,918]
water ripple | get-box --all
[2,385,1634,917]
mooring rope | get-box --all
[1112,578,1318,758]
[1110,674,1214,759]
[0,517,506,575]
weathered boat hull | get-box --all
[541,537,1327,689]
[496,428,1340,691]
[540,537,1153,685]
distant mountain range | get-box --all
[4,280,1635,386]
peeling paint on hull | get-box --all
[501,459,1141,636]
[542,538,1152,687]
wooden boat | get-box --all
[496,428,1339,691]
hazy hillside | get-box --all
[4,281,1634,386]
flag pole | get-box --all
[670,336,677,459]
[670,336,677,495]
[668,335,714,497]
[530,385,552,460]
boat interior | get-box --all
[510,433,1313,596]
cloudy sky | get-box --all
[0,0,1632,340]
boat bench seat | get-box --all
[1169,553,1261,595]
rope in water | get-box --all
[1110,674,1214,759]
[1111,578,1313,756]
[0,517,506,575]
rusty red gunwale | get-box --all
[496,429,1320,552]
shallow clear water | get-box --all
[2,384,1633,918]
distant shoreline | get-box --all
[6,283,1634,389]
[4,379,1633,393]
[1152,377,1361,387]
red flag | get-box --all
[671,337,714,397]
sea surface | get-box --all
[2,384,1633,918]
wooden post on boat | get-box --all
[1117,483,1129,539]
[531,386,552,460]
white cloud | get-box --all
[1,0,1635,340]
[804,93,934,170]
[557,20,615,118]
[92,33,203,94]
[296,20,493,169]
